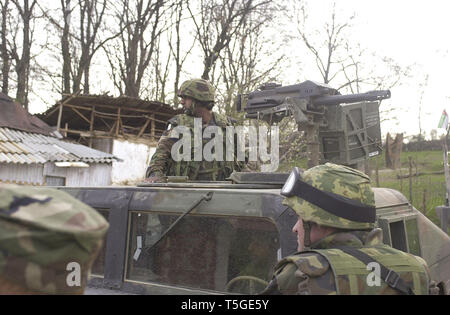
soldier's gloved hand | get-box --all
[429,281,441,295]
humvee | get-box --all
[57,172,450,295]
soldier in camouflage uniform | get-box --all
[0,184,109,294]
[146,78,244,182]
[261,163,438,295]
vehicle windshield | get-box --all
[126,212,280,294]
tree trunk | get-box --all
[1,0,10,94]
[61,0,72,94]
[15,0,33,109]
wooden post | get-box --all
[399,168,403,193]
[422,188,427,214]
[375,156,380,187]
[56,92,82,133]
[116,107,121,137]
[57,103,63,133]
[89,106,95,148]
[137,116,151,138]
[409,156,413,203]
[151,114,155,140]
[443,131,450,207]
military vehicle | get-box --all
[55,80,449,295]
[56,172,450,295]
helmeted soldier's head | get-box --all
[177,79,215,116]
[0,184,109,294]
[281,163,376,251]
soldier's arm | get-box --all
[145,135,176,178]
[260,253,335,295]
[146,118,179,179]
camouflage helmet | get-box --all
[282,163,376,230]
[177,79,215,103]
[0,184,109,294]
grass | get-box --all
[369,150,447,230]
[279,150,449,233]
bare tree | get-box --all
[168,0,197,106]
[151,34,171,103]
[9,0,38,109]
[146,0,197,104]
[296,3,356,88]
[104,0,166,98]
[41,0,109,95]
[296,3,411,94]
[217,2,285,116]
[0,0,10,94]
[294,2,413,129]
[60,0,73,94]
[187,0,271,81]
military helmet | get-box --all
[177,79,215,103]
[282,163,376,230]
[0,184,109,294]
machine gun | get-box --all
[236,80,391,167]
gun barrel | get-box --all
[313,90,391,106]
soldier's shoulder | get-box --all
[275,251,330,277]
[168,114,194,128]
[214,113,237,127]
[270,252,332,295]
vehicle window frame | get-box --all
[123,210,282,294]
[56,187,298,295]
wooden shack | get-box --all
[38,95,181,184]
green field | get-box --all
[369,150,446,228]
[279,150,448,231]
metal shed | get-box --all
[0,93,117,186]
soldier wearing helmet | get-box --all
[261,163,438,295]
[0,184,109,294]
[145,78,244,182]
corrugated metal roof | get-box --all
[0,127,117,164]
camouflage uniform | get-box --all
[261,163,434,295]
[0,184,109,294]
[146,79,244,181]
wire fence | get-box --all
[370,152,448,233]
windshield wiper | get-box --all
[145,191,214,254]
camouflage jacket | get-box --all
[146,113,245,181]
[0,184,108,294]
[261,229,433,295]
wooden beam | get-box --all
[70,107,91,124]
[116,108,121,137]
[46,105,61,118]
[62,128,162,142]
[109,121,117,135]
[138,117,151,138]
[89,106,95,148]
[61,101,175,117]
[151,114,156,140]
[99,117,112,130]
[55,93,82,132]
[57,103,63,133]
[56,103,171,124]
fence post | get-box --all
[422,188,427,214]
[399,168,403,193]
[375,157,380,187]
[409,156,413,203]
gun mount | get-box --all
[236,80,391,167]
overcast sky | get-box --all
[28,0,450,139]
